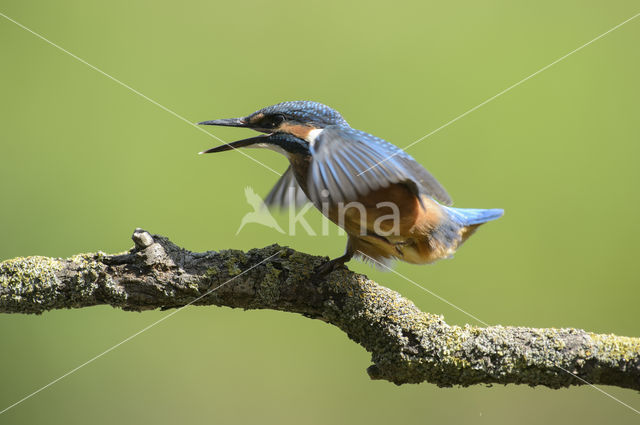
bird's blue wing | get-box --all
[307,126,452,206]
[264,166,309,209]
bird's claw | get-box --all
[314,261,336,279]
[312,259,346,281]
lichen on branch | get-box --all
[0,229,638,390]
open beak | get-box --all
[198,134,269,154]
[197,117,247,128]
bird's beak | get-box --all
[199,134,269,154]
[197,117,248,128]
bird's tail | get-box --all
[443,207,504,226]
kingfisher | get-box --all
[198,101,503,275]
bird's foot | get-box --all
[314,260,337,279]
[312,257,349,281]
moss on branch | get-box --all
[0,229,638,390]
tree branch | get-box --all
[1,229,638,390]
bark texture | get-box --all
[1,229,638,390]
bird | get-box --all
[236,186,285,235]
[198,101,503,275]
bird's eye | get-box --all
[263,114,285,128]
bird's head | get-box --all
[197,101,347,155]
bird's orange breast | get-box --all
[324,183,423,235]
[322,183,455,264]
[286,157,463,265]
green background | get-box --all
[1,1,639,423]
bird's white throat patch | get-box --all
[306,129,323,146]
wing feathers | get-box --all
[309,126,451,206]
[263,166,309,209]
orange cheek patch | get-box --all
[277,123,316,140]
